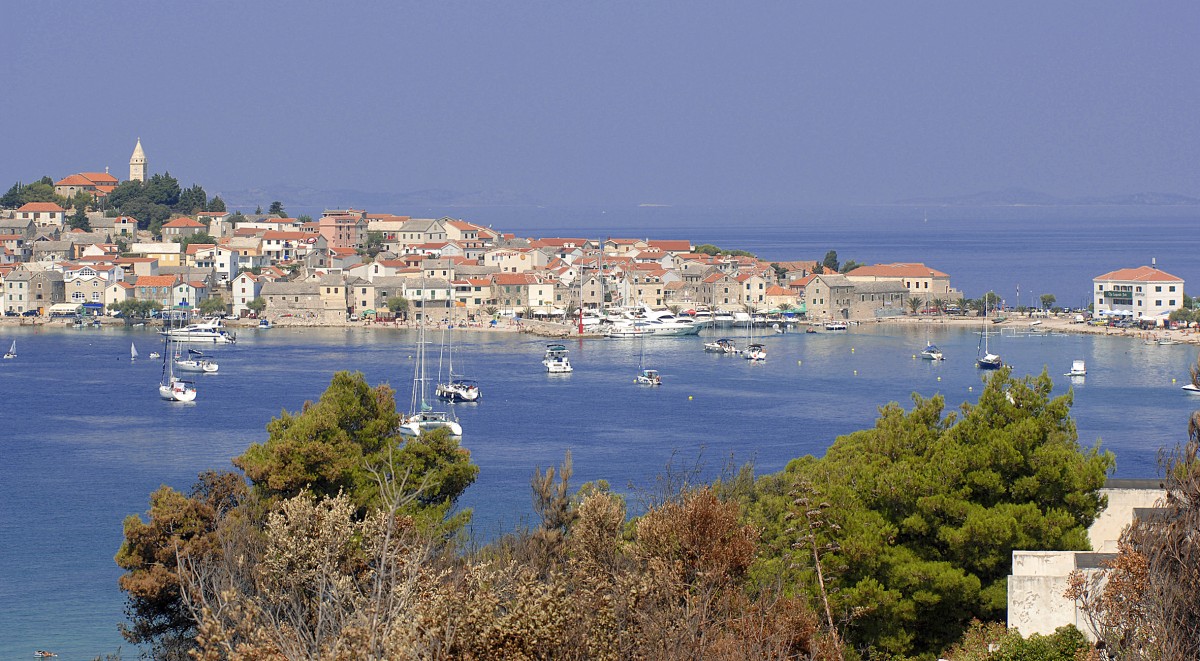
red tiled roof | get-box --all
[56,174,96,186]
[133,275,179,287]
[18,202,65,212]
[846,263,949,278]
[163,217,205,228]
[80,172,119,184]
[1094,266,1183,282]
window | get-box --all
[1156,300,1162,306]
[1170,286,1177,292]
[1156,286,1162,292]
[1170,300,1177,306]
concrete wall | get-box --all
[1006,483,1166,639]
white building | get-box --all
[1092,265,1184,320]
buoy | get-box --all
[937,376,942,381]
[851,348,855,353]
[969,386,973,391]
[853,370,857,376]
[797,360,802,366]
[1173,378,1177,383]
[912,354,917,359]
[688,395,693,400]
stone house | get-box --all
[161,216,206,241]
[16,202,66,229]
[261,281,323,319]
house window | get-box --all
[1156,300,1162,306]
[1170,300,1177,306]
[1170,286,1177,292]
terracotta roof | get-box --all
[1094,266,1184,282]
[56,174,96,186]
[765,285,791,296]
[163,217,205,228]
[646,239,691,252]
[18,202,65,212]
[846,263,949,279]
[184,243,216,255]
[133,275,179,287]
[492,272,544,285]
[262,231,310,240]
[81,172,119,184]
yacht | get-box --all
[174,348,219,373]
[543,343,573,373]
[1066,360,1087,377]
[161,320,236,344]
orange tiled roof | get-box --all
[133,275,179,287]
[846,263,949,278]
[18,202,65,212]
[1094,266,1183,282]
[163,217,205,228]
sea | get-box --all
[2,204,1199,659]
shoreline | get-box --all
[3,313,1196,346]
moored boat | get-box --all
[161,320,236,344]
[174,348,219,373]
[920,342,944,361]
[543,343,573,373]
[1066,360,1087,377]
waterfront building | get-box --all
[843,262,961,304]
[736,272,769,309]
[129,138,147,182]
[1092,265,1184,320]
[230,271,262,317]
[129,274,181,308]
[483,247,548,273]
[261,280,322,318]
[702,271,741,310]
[491,272,555,316]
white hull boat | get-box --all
[3,340,15,359]
[920,343,944,361]
[398,411,463,437]
[1065,360,1086,377]
[161,321,236,344]
[543,343,573,373]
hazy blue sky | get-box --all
[4,2,1197,205]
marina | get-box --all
[0,321,1195,656]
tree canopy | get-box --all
[731,367,1114,657]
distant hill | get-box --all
[214,184,542,212]
[897,188,1200,206]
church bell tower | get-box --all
[129,138,147,182]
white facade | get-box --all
[1092,265,1184,319]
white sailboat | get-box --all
[634,328,662,385]
[399,299,462,437]
[743,316,766,362]
[1183,355,1200,394]
[3,340,15,359]
[435,326,480,402]
[158,337,197,402]
[131,342,139,361]
[174,348,219,373]
[976,303,1003,370]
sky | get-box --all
[4,1,1198,206]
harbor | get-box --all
[0,320,1194,657]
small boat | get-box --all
[130,342,139,361]
[543,343,573,373]
[977,305,1003,370]
[174,348,219,373]
[148,351,161,360]
[703,338,741,354]
[34,651,58,658]
[258,318,273,329]
[1066,360,1087,377]
[399,296,461,437]
[435,326,480,402]
[919,342,944,361]
[635,368,662,386]
[824,321,848,331]
[3,340,14,359]
[743,343,767,362]
[1184,355,1200,394]
[634,330,661,385]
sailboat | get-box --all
[399,298,462,437]
[920,325,944,361]
[3,340,14,359]
[976,303,1003,370]
[435,326,480,402]
[174,348,219,373]
[158,337,197,402]
[131,342,139,361]
[743,315,766,362]
[634,327,662,385]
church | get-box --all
[129,138,147,182]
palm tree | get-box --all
[483,305,499,317]
[931,298,946,315]
[908,297,922,314]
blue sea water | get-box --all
[3,204,1200,658]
